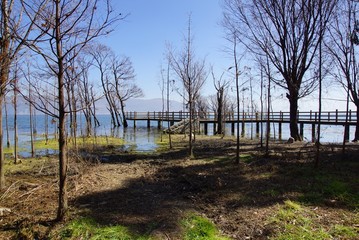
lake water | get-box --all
[3,114,356,157]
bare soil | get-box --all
[0,136,358,239]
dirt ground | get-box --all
[0,136,358,239]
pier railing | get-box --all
[125,110,357,124]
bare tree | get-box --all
[77,55,100,137]
[21,0,121,220]
[0,0,44,189]
[223,0,336,140]
[169,16,207,158]
[211,68,231,135]
[110,54,142,128]
[89,44,122,128]
[328,0,359,142]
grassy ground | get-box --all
[0,135,358,239]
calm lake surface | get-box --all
[3,114,356,157]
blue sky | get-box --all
[100,1,351,112]
[103,0,233,101]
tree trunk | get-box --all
[5,99,10,148]
[288,95,301,141]
[0,98,4,189]
[0,0,10,189]
[120,100,128,128]
[14,81,18,164]
[189,99,194,158]
[56,1,68,221]
[354,105,359,142]
[29,84,35,157]
[217,89,223,135]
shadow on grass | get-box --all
[72,140,359,236]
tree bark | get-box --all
[0,0,11,189]
[216,88,223,134]
[354,105,359,142]
[55,1,68,221]
[288,95,301,141]
[0,99,4,189]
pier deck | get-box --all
[125,110,357,141]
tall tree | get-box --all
[211,68,230,135]
[77,55,100,137]
[328,0,359,142]
[169,16,207,158]
[21,0,120,220]
[89,44,122,128]
[110,54,142,128]
[0,0,43,189]
[223,0,336,140]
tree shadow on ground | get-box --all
[72,139,359,237]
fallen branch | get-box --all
[0,181,20,201]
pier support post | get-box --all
[213,123,216,134]
[157,121,161,129]
[312,124,316,143]
[241,121,245,137]
[133,120,136,128]
[147,119,150,128]
[204,123,208,135]
[300,123,304,140]
[278,122,282,140]
[231,122,235,135]
[256,122,260,138]
[344,124,350,142]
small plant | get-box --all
[182,213,230,240]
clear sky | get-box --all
[103,0,232,102]
[100,0,352,112]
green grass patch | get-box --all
[269,200,358,240]
[262,188,281,197]
[330,224,358,238]
[296,171,359,209]
[182,213,230,240]
[240,154,254,163]
[32,136,126,152]
[76,136,125,146]
[5,156,54,174]
[4,146,27,155]
[59,215,231,240]
[34,138,59,150]
[59,217,147,240]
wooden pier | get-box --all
[125,110,358,141]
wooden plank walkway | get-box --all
[125,110,358,141]
[125,110,357,125]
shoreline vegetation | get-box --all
[0,135,358,239]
